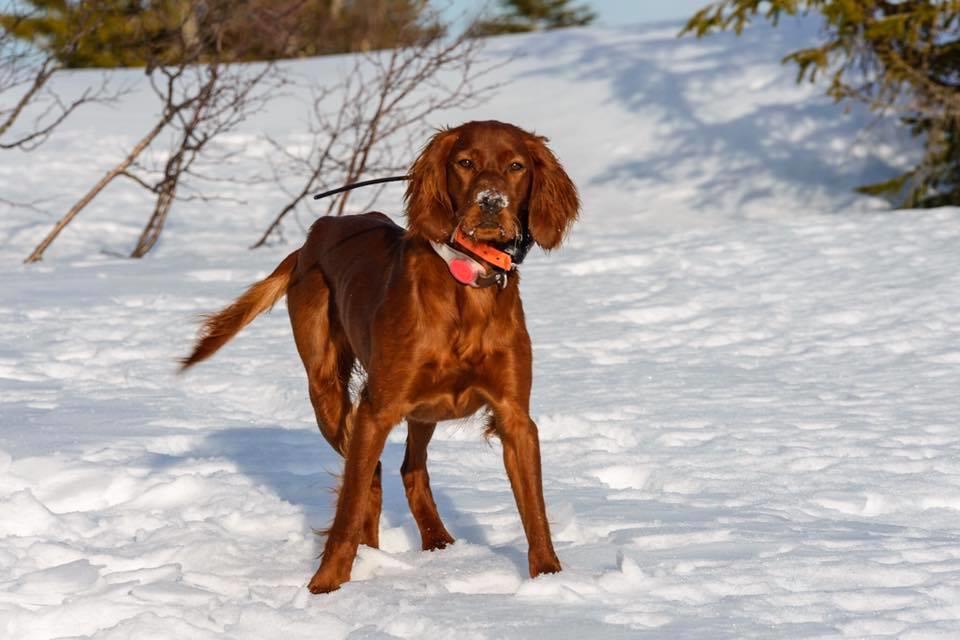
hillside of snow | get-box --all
[3,19,960,639]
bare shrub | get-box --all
[252,26,493,249]
[23,2,281,263]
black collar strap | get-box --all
[502,227,533,266]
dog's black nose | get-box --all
[478,190,507,215]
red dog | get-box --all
[182,120,580,593]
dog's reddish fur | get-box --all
[181,121,580,593]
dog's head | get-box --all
[405,121,579,250]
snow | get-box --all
[3,18,960,639]
[474,188,509,211]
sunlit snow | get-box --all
[2,18,959,639]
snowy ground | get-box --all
[3,19,960,639]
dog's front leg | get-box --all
[492,404,562,578]
[309,396,396,594]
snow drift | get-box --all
[2,18,960,639]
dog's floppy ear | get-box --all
[524,134,580,250]
[405,127,459,241]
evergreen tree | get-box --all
[0,0,442,68]
[684,1,960,208]
[471,0,595,36]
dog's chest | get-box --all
[406,367,487,422]
[404,325,506,422]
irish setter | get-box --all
[181,120,580,593]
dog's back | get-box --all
[294,212,406,366]
[180,212,404,371]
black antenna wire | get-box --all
[312,175,410,200]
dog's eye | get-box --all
[457,159,473,169]
[509,162,524,171]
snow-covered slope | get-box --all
[3,20,960,639]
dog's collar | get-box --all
[430,228,516,289]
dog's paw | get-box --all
[422,530,455,551]
[307,567,348,594]
[307,576,342,594]
[421,524,455,551]
[528,550,562,578]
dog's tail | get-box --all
[180,250,299,371]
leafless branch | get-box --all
[128,59,282,258]
[253,22,497,249]
[23,109,177,263]
[1,9,126,151]
[23,1,284,262]
[0,194,55,216]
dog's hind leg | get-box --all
[309,390,398,593]
[402,420,455,550]
[288,272,382,548]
